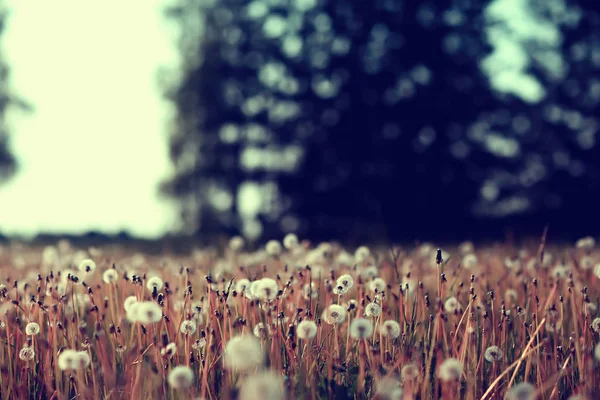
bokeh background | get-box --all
[0,0,599,245]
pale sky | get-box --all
[0,0,180,238]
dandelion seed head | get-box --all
[297,320,318,340]
[239,371,285,400]
[438,358,463,382]
[102,269,119,284]
[324,304,347,324]
[167,365,194,389]
[374,377,403,400]
[235,278,251,294]
[136,301,163,324]
[253,322,271,338]
[369,277,387,293]
[283,233,299,249]
[256,278,278,302]
[229,236,245,252]
[580,256,593,270]
[401,363,420,381]
[333,285,349,295]
[380,320,401,338]
[224,335,264,372]
[192,338,207,350]
[484,345,502,362]
[350,318,373,339]
[594,342,600,361]
[365,302,382,317]
[591,317,600,333]
[336,274,354,290]
[78,259,96,274]
[19,346,35,361]
[354,246,371,263]
[576,236,595,250]
[504,382,536,400]
[161,342,178,358]
[266,240,282,256]
[444,297,460,313]
[180,320,197,335]
[25,322,40,336]
[146,276,164,292]
[303,282,319,299]
[462,253,478,269]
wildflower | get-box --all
[146,276,164,292]
[354,246,371,263]
[324,304,347,324]
[374,377,403,400]
[350,318,373,339]
[255,278,278,302]
[336,274,354,290]
[380,320,401,338]
[126,303,140,323]
[594,264,600,279]
[360,265,379,279]
[365,302,382,317]
[484,346,502,362]
[229,236,245,252]
[136,301,163,324]
[369,277,387,293]
[161,342,177,357]
[25,322,40,336]
[253,322,271,338]
[19,347,35,361]
[180,320,197,335]
[238,371,285,400]
[333,285,349,295]
[401,363,420,381]
[595,343,600,361]
[58,349,89,370]
[124,295,138,312]
[551,265,570,279]
[192,338,206,350]
[102,269,119,284]
[444,297,460,313]
[585,303,597,315]
[336,251,354,265]
[235,278,251,294]
[224,335,264,372]
[265,240,282,256]
[576,236,595,250]
[459,241,474,254]
[505,257,521,270]
[504,382,536,400]
[297,320,318,340]
[462,253,478,269]
[437,358,463,382]
[591,317,600,333]
[78,259,96,274]
[283,233,299,249]
[167,365,194,389]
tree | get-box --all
[162,0,600,242]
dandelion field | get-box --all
[1,234,600,399]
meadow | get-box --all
[0,233,599,399]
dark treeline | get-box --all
[160,0,600,243]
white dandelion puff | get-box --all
[239,371,285,400]
[354,246,371,263]
[462,253,478,269]
[180,320,197,335]
[336,274,354,290]
[369,277,387,293]
[265,240,282,256]
[146,276,164,292]
[256,278,278,302]
[283,233,299,249]
[302,282,319,299]
[504,382,536,400]
[136,302,163,324]
[324,304,347,324]
[25,322,40,336]
[229,236,245,252]
[102,269,119,284]
[595,343,600,361]
[161,342,178,358]
[253,322,272,338]
[224,335,264,372]
[78,259,96,274]
[591,317,600,333]
[444,297,460,313]
[168,365,194,389]
[576,236,595,250]
[438,358,463,382]
[19,347,35,361]
[235,278,251,295]
[401,363,420,381]
[380,320,401,338]
[484,346,502,362]
[350,318,373,339]
[297,320,318,340]
[365,302,382,317]
[374,377,403,400]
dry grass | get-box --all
[0,234,599,400]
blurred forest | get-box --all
[160,0,600,243]
[0,4,17,183]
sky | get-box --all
[0,0,179,238]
